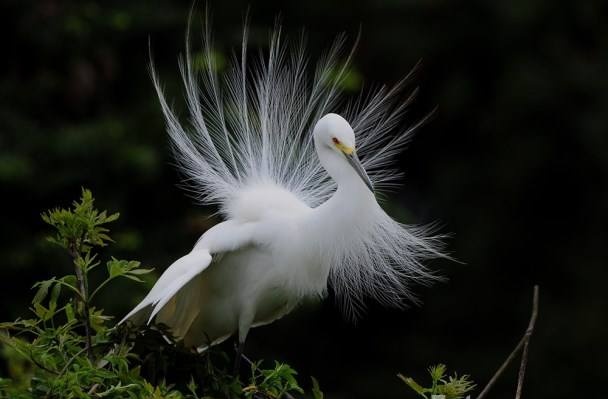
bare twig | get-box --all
[515,285,539,399]
[476,285,539,399]
[87,383,100,395]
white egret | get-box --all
[120,22,446,363]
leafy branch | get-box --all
[38,188,152,364]
[242,360,304,399]
[399,364,475,399]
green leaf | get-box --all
[107,259,124,278]
[311,377,324,399]
[105,212,120,223]
[429,364,447,384]
[127,268,154,275]
[32,279,54,305]
[437,374,476,399]
[89,307,112,332]
[32,303,48,320]
[61,274,78,289]
[398,374,428,398]
[121,275,144,283]
[187,377,199,397]
[64,302,75,323]
[48,283,61,314]
[400,365,476,399]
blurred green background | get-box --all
[1,0,607,398]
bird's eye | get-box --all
[332,137,340,145]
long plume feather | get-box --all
[151,17,424,210]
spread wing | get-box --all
[118,220,257,327]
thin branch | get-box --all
[47,279,85,300]
[476,285,539,399]
[89,276,117,301]
[0,334,59,375]
[515,285,539,399]
[29,350,60,375]
[57,346,89,377]
[87,383,100,395]
[69,243,94,363]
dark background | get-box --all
[1,0,606,398]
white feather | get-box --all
[122,19,447,347]
[118,250,212,325]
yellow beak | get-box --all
[335,142,354,155]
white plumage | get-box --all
[120,21,445,351]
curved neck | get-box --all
[315,181,375,222]
[293,143,377,295]
[310,143,377,230]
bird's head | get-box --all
[313,113,374,193]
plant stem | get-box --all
[89,276,116,301]
[515,285,539,399]
[87,383,100,395]
[57,346,89,377]
[476,285,539,399]
[69,243,94,363]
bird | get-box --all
[119,19,446,364]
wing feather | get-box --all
[117,250,211,326]
[146,251,212,324]
[118,220,258,328]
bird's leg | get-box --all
[234,314,253,375]
[233,340,246,375]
